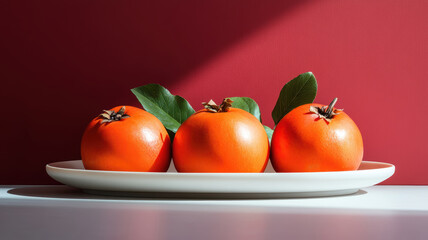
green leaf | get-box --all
[228,97,272,143]
[271,72,317,125]
[228,97,261,122]
[263,125,274,144]
[131,84,195,136]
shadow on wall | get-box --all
[0,0,309,184]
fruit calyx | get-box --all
[98,106,130,123]
[202,99,234,113]
[309,98,343,122]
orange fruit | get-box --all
[172,99,269,172]
[81,106,171,171]
[271,98,363,172]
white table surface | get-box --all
[1,185,428,240]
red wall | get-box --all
[1,0,427,184]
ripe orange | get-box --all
[172,99,269,172]
[271,98,363,172]
[81,106,171,171]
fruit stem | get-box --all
[202,99,234,113]
[325,98,338,117]
[309,98,343,123]
[98,106,130,124]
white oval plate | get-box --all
[46,160,394,198]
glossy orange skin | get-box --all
[173,108,269,172]
[81,106,171,172]
[271,103,363,172]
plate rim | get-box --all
[46,160,395,176]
